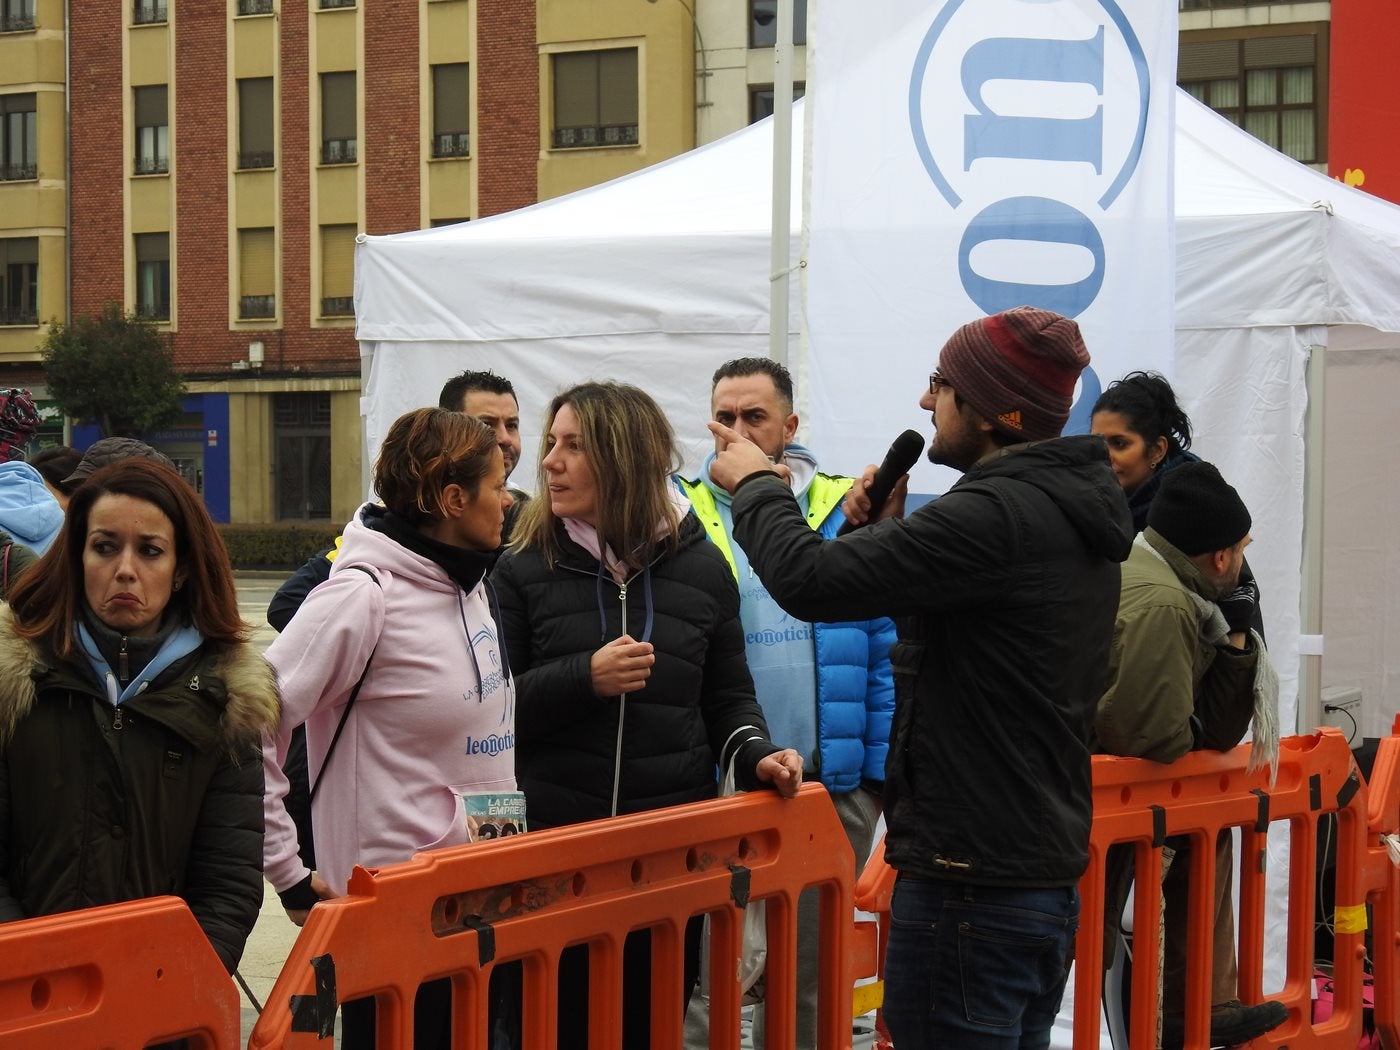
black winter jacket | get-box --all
[0,606,280,971]
[490,513,780,829]
[731,436,1133,886]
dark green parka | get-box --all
[0,605,279,971]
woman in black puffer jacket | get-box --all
[491,381,801,1050]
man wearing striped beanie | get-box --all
[707,305,1134,1050]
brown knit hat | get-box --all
[936,306,1090,441]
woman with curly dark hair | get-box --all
[1090,369,1198,532]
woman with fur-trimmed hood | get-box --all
[0,458,278,973]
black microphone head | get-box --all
[888,429,925,473]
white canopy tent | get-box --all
[356,91,1400,747]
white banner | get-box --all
[803,0,1178,491]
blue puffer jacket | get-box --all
[679,472,895,792]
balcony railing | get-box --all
[432,132,470,159]
[551,123,639,150]
[0,308,37,326]
[133,0,166,24]
[321,296,354,317]
[0,162,36,181]
[321,138,357,165]
[0,12,35,32]
[136,301,169,321]
[240,295,276,319]
[238,151,275,170]
[236,0,273,13]
[134,153,169,175]
[319,0,354,8]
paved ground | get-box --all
[233,573,301,1041]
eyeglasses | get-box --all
[929,370,952,396]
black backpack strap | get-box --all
[309,565,381,803]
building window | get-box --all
[431,63,470,158]
[1180,32,1324,165]
[135,233,170,320]
[237,78,274,170]
[274,393,332,521]
[320,224,355,317]
[238,228,276,319]
[320,72,356,165]
[0,237,37,325]
[134,85,169,175]
[1179,1,1282,9]
[750,0,807,48]
[236,0,273,14]
[749,82,806,124]
[1,93,36,181]
[132,0,167,24]
[551,49,638,150]
[0,0,35,33]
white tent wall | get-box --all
[1172,325,1314,740]
[360,330,798,492]
[1322,325,1400,738]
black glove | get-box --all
[1216,561,1259,635]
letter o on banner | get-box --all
[957,195,1106,318]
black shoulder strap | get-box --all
[309,566,381,803]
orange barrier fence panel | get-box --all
[250,783,856,1050]
[1365,727,1400,1050]
[0,894,241,1049]
[1078,729,1368,1049]
[856,729,1390,1049]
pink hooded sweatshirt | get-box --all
[262,506,516,897]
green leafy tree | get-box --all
[41,303,185,437]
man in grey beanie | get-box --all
[707,306,1134,1049]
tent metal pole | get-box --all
[1299,342,1326,734]
[768,0,794,366]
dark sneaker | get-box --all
[1161,999,1288,1049]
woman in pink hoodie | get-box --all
[261,407,515,1049]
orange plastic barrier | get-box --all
[856,729,1390,1049]
[0,894,241,1048]
[1363,714,1400,1050]
[1080,729,1367,1049]
[250,783,856,1049]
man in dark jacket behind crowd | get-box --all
[709,306,1133,1049]
[267,369,529,631]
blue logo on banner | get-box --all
[907,0,1152,431]
[909,0,1150,215]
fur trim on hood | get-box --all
[0,604,279,747]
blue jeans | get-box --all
[883,876,1079,1050]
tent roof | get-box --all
[357,91,1400,342]
[1173,91,1400,332]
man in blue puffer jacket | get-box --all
[678,357,894,1049]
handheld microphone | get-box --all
[837,429,925,536]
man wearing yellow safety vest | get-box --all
[678,357,894,1049]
